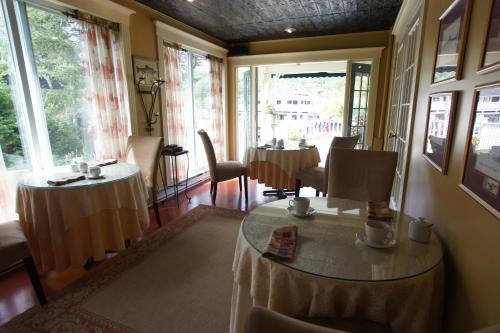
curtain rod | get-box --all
[64,10,120,32]
[163,41,222,61]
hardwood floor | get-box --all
[0,178,317,325]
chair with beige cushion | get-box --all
[245,306,392,333]
[327,148,398,202]
[295,135,359,197]
[197,129,248,204]
[0,220,46,305]
[125,135,164,226]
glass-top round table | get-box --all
[242,197,442,281]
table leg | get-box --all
[174,155,179,208]
[184,153,191,202]
[158,159,168,205]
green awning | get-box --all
[278,72,346,79]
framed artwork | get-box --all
[431,0,472,85]
[423,92,458,174]
[461,82,500,219]
[132,56,159,90]
[478,0,500,74]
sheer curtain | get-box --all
[209,55,225,162]
[81,21,130,161]
[0,148,11,222]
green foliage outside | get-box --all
[0,5,86,168]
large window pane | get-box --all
[192,53,210,171]
[26,5,93,166]
[236,66,250,161]
[0,6,28,171]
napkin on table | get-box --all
[96,159,118,167]
[47,175,86,186]
[263,225,298,261]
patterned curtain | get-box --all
[81,21,130,161]
[209,56,225,162]
[163,42,186,179]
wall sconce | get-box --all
[136,77,165,133]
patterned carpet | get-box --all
[1,205,247,333]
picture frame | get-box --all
[423,92,458,174]
[132,56,159,91]
[460,81,500,219]
[431,0,473,85]
[478,0,500,74]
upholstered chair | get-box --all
[0,220,46,305]
[197,129,248,204]
[245,306,392,333]
[125,135,164,226]
[295,134,360,197]
[327,148,398,202]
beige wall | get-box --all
[227,31,392,159]
[402,0,500,331]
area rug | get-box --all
[0,205,247,333]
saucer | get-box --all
[355,231,396,249]
[287,206,316,217]
[87,174,105,180]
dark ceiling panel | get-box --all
[136,0,402,43]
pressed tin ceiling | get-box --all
[136,0,403,44]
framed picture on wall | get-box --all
[132,56,159,90]
[423,92,458,174]
[431,0,473,85]
[461,82,500,219]
[478,0,500,74]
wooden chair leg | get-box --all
[210,181,214,195]
[153,202,162,227]
[212,182,218,204]
[22,257,47,305]
[239,176,242,192]
[244,175,248,202]
[295,179,301,197]
[315,190,320,197]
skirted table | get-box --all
[16,163,149,273]
[244,146,321,191]
[230,197,444,333]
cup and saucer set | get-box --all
[356,220,396,249]
[287,197,316,217]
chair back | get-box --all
[125,136,164,191]
[327,148,397,202]
[197,130,217,179]
[323,134,360,190]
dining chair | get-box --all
[125,135,164,227]
[197,129,248,204]
[327,148,398,202]
[295,134,360,197]
[245,306,392,333]
[0,220,47,305]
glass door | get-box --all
[236,66,251,161]
[347,62,371,149]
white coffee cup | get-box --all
[79,162,89,173]
[289,197,310,214]
[89,166,101,177]
[365,220,393,244]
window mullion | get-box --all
[12,0,53,169]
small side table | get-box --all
[161,149,192,207]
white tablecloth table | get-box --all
[16,163,149,272]
[244,146,321,189]
[230,197,444,333]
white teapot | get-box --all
[408,217,433,243]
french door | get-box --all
[348,63,372,149]
[386,15,422,210]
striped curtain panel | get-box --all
[81,21,130,161]
[163,42,187,179]
[209,55,225,162]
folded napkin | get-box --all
[96,159,118,167]
[263,225,298,261]
[47,175,86,186]
[367,201,392,220]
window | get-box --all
[0,0,129,222]
[293,100,298,105]
[492,96,499,102]
[276,100,281,104]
